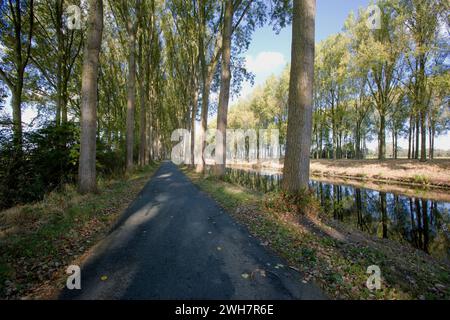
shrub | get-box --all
[0,123,79,209]
[265,188,321,216]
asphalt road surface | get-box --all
[60,161,326,300]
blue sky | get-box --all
[234,0,450,150]
[238,0,372,100]
[247,0,372,61]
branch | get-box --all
[22,0,34,72]
[29,56,56,89]
[232,0,254,33]
[0,67,14,90]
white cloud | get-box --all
[245,51,286,74]
[229,51,286,105]
[245,51,287,75]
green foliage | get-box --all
[0,123,79,209]
[229,0,449,160]
[96,139,126,177]
[412,174,430,185]
[0,123,128,210]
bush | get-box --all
[96,139,125,177]
[0,123,132,210]
[265,188,321,216]
[0,123,79,209]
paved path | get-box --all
[60,161,326,300]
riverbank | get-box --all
[0,163,160,299]
[311,159,450,189]
[228,159,450,189]
[183,167,450,300]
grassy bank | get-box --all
[229,159,450,190]
[183,167,450,300]
[311,159,450,190]
[0,162,160,299]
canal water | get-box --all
[214,167,450,261]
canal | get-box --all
[212,166,450,261]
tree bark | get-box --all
[378,112,386,160]
[281,0,316,192]
[11,84,23,148]
[138,75,147,166]
[78,0,103,194]
[394,130,398,159]
[415,115,420,159]
[55,0,64,125]
[126,22,138,172]
[138,35,147,166]
[408,116,412,159]
[190,84,199,166]
[430,125,435,159]
[214,0,233,177]
[420,110,427,162]
[196,71,214,173]
[331,100,336,159]
[355,121,361,160]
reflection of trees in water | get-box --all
[422,200,429,254]
[406,199,431,254]
[380,192,388,239]
[355,189,366,231]
[221,167,449,259]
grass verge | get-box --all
[0,162,160,299]
[183,167,450,300]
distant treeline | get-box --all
[229,0,449,161]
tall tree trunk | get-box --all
[190,85,199,167]
[430,125,435,159]
[55,0,64,125]
[355,122,361,160]
[419,55,427,162]
[315,129,320,159]
[61,81,69,123]
[78,0,103,194]
[331,102,336,159]
[378,112,386,160]
[147,86,154,163]
[196,72,214,173]
[138,76,147,166]
[428,125,432,160]
[214,0,233,177]
[394,130,398,159]
[319,116,323,159]
[415,115,420,159]
[420,110,427,162]
[411,119,415,159]
[281,0,316,193]
[11,84,23,148]
[126,23,137,172]
[138,35,147,166]
[408,116,412,159]
[392,130,395,159]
